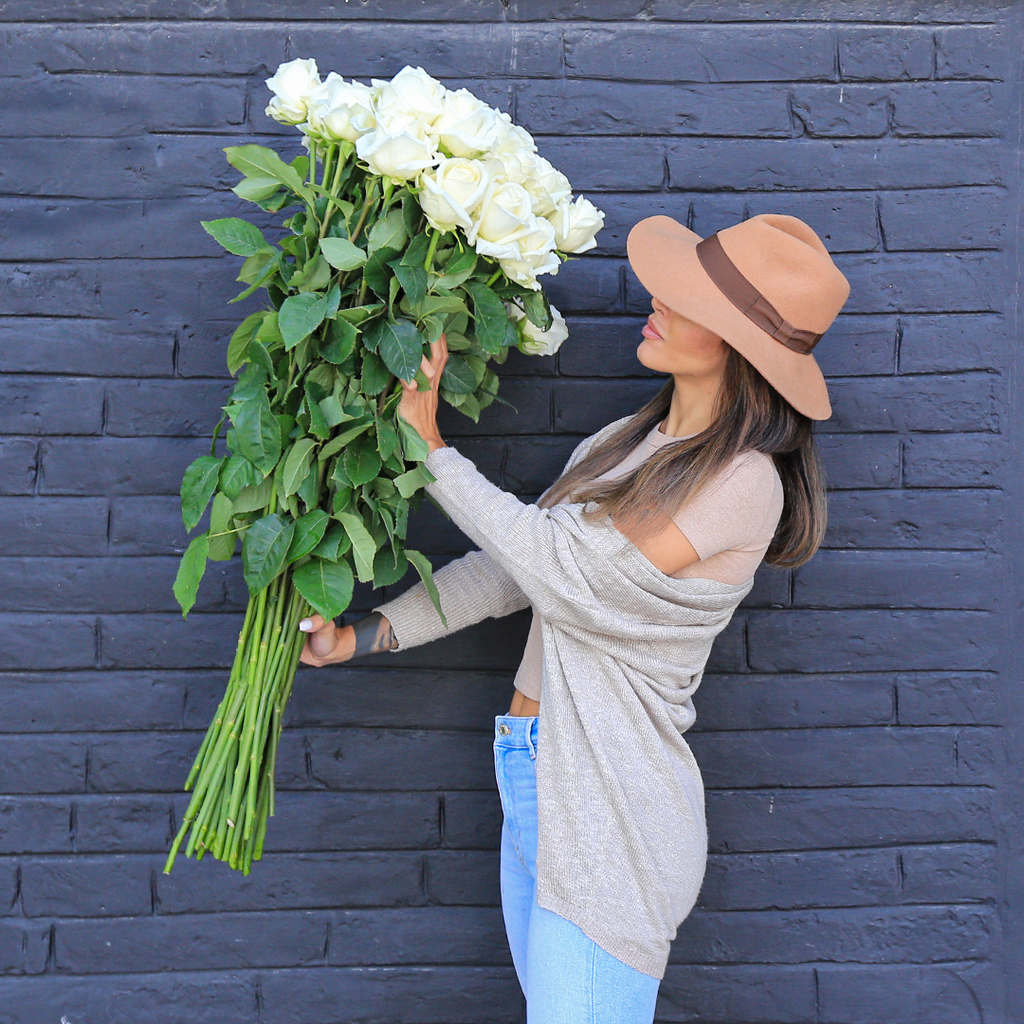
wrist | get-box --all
[426,436,447,453]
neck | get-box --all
[662,371,723,436]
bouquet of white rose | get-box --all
[163,60,604,876]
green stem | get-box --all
[485,268,502,287]
[423,228,442,271]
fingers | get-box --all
[299,613,327,634]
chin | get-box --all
[636,338,670,374]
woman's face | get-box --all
[636,295,730,380]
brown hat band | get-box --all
[695,233,823,355]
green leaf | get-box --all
[376,416,400,461]
[201,218,270,258]
[320,318,358,364]
[434,247,477,288]
[286,508,330,563]
[372,318,424,382]
[311,522,352,562]
[255,310,284,349]
[173,532,210,618]
[232,175,281,203]
[248,337,275,377]
[405,548,448,629]
[402,231,431,268]
[440,352,479,395]
[180,455,224,532]
[282,437,318,497]
[231,475,273,514]
[320,237,367,271]
[306,390,331,440]
[228,250,283,304]
[233,392,282,474]
[278,291,329,350]
[367,208,408,253]
[318,419,374,461]
[336,303,385,325]
[224,144,312,202]
[292,557,355,621]
[335,511,378,583]
[393,463,437,498]
[226,310,266,375]
[344,431,383,487]
[360,348,392,396]
[362,245,401,298]
[520,289,553,332]
[390,260,428,306]
[373,545,408,588]
[207,493,237,561]
[241,513,295,594]
[219,455,262,500]
[289,253,332,292]
[463,282,508,354]
[397,415,430,462]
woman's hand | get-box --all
[297,614,356,666]
[397,333,449,453]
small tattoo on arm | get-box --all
[351,612,397,657]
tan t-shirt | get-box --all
[512,417,784,701]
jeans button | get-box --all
[498,723,511,735]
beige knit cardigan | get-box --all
[372,415,753,979]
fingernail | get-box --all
[299,618,313,631]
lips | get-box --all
[642,317,664,340]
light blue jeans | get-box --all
[493,713,662,1023]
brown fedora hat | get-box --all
[626,213,850,420]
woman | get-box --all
[297,213,850,1022]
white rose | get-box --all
[265,58,321,125]
[467,180,535,258]
[547,194,605,253]
[525,154,573,217]
[356,113,439,180]
[506,301,569,356]
[498,216,560,289]
[305,73,376,143]
[433,88,500,157]
[418,158,490,232]
[371,65,446,126]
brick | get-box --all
[74,795,175,853]
[899,314,1007,373]
[533,135,666,192]
[259,966,523,1024]
[747,609,994,672]
[0,856,17,911]
[544,255,622,315]
[0,971,256,1024]
[564,24,834,82]
[693,673,894,730]
[667,138,1005,191]
[900,843,998,902]
[157,851,425,913]
[0,919,50,974]
[325,906,509,966]
[517,80,792,136]
[707,786,994,853]
[646,1,1007,20]
[817,963,999,1023]
[109,495,192,555]
[880,188,1008,250]
[442,791,502,849]
[2,72,246,136]
[691,725,990,788]
[825,489,1000,550]
[825,373,999,433]
[0,438,37,494]
[0,377,103,434]
[698,848,901,910]
[425,850,499,905]
[556,316,661,376]
[436,378,553,437]
[838,27,934,81]
[790,84,890,137]
[0,614,96,670]
[742,564,791,608]
[896,672,998,726]
[903,432,1007,487]
[675,905,995,964]
[551,378,663,434]
[657,964,816,1022]
[259,792,441,852]
[105,379,235,437]
[817,434,901,489]
[0,735,88,794]
[814,315,897,376]
[0,797,73,854]
[39,436,209,495]
[0,261,101,317]
[891,81,1006,136]
[56,910,327,973]
[935,25,1008,79]
[99,612,241,670]
[794,550,996,610]
[839,251,1007,314]
[0,316,174,376]
[21,854,153,917]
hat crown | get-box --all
[714,214,850,334]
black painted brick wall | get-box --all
[0,1,1020,1022]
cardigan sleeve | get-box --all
[370,548,531,651]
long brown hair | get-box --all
[540,347,827,568]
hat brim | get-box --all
[627,215,832,420]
